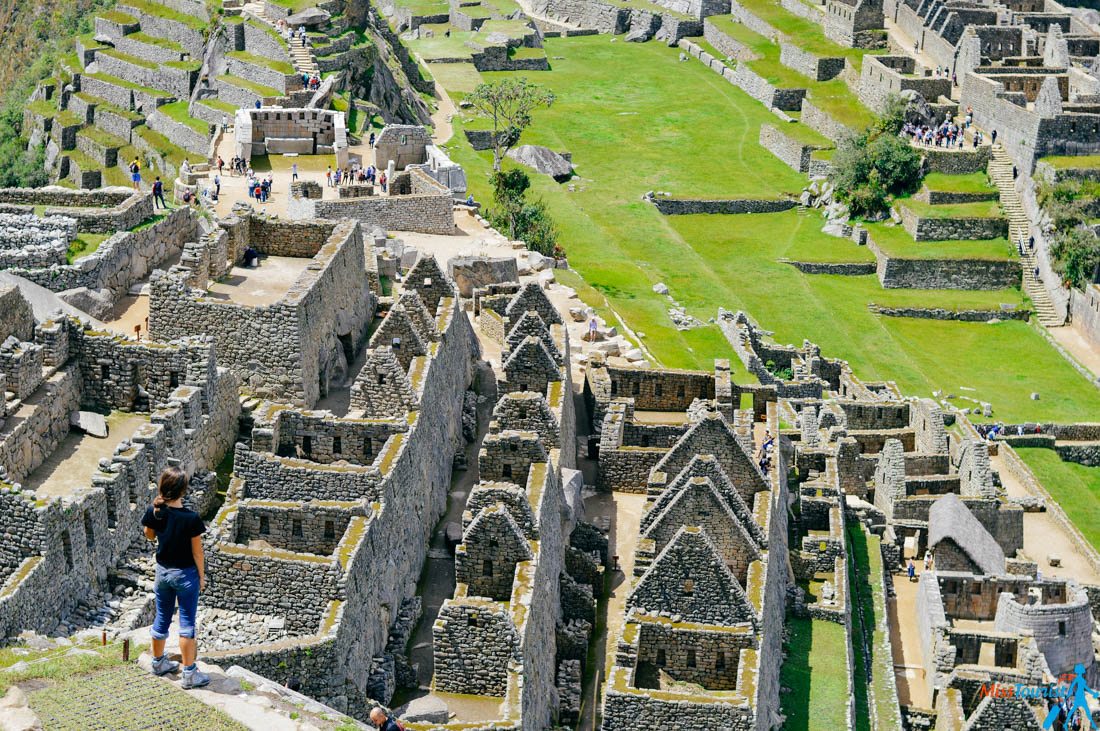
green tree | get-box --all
[830,131,921,218]
[467,78,555,171]
[1050,227,1100,289]
[871,93,909,137]
[486,169,559,256]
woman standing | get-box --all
[142,467,210,689]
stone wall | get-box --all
[150,218,374,406]
[295,170,454,235]
[800,98,858,143]
[780,43,846,82]
[759,124,828,173]
[649,196,798,215]
[897,205,1008,241]
[868,304,1029,321]
[1071,283,1100,352]
[677,39,806,112]
[146,109,211,157]
[868,237,1021,290]
[6,207,196,316]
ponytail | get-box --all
[154,467,189,518]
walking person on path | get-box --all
[291,162,299,181]
[152,177,168,210]
[129,157,142,191]
[143,467,210,689]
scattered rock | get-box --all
[70,411,108,438]
[569,307,587,322]
[652,282,669,295]
[447,255,518,297]
[1031,392,1040,400]
[624,348,645,362]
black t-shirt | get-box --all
[141,505,206,569]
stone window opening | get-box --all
[510,443,518,452]
[518,407,527,419]
[677,385,685,397]
[489,538,499,548]
[333,436,342,455]
[502,464,513,479]
[716,651,726,670]
[698,385,707,398]
[632,382,640,396]
[1059,621,1066,636]
[100,363,110,381]
[610,381,618,396]
[656,648,666,666]
[259,516,270,534]
[655,383,662,397]
[682,579,694,596]
[686,648,697,668]
[467,614,478,627]
[84,511,95,549]
[302,436,313,457]
[169,371,179,389]
[364,439,375,461]
[377,373,386,386]
[61,530,73,571]
[292,519,303,537]
[482,559,493,576]
[324,520,335,540]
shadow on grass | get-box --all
[848,523,875,731]
[779,616,814,731]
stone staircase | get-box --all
[243,1,320,77]
[988,144,1063,326]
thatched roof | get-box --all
[929,493,1005,575]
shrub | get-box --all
[830,131,921,218]
[485,169,560,256]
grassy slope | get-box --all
[1016,448,1100,551]
[437,36,1100,422]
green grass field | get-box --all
[1016,448,1100,552]
[433,35,1100,422]
[780,616,850,730]
[922,171,996,195]
[864,222,1014,261]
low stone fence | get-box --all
[786,260,876,275]
[897,204,1008,241]
[867,304,1030,321]
[0,188,152,233]
[291,169,455,235]
[916,188,999,205]
[922,145,991,175]
[703,19,755,61]
[648,195,798,215]
[678,39,806,111]
[759,123,830,173]
[800,99,858,143]
[146,110,211,157]
[867,235,1020,290]
[779,43,846,82]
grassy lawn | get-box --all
[765,120,834,149]
[157,100,211,136]
[437,35,1100,422]
[1040,155,1100,170]
[1016,448,1100,552]
[780,615,850,730]
[216,74,283,98]
[227,50,295,75]
[922,171,996,195]
[250,153,336,173]
[736,0,871,64]
[865,222,1014,260]
[848,524,898,730]
[422,61,484,95]
[409,26,481,60]
[120,0,207,30]
[900,199,1003,219]
[67,232,111,263]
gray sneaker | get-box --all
[180,666,210,689]
[151,655,180,676]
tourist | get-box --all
[907,559,916,582]
[291,162,299,181]
[379,171,387,193]
[221,114,229,134]
[369,708,401,731]
[152,177,168,209]
[298,26,307,45]
[129,157,142,190]
[1028,235,1035,250]
[302,72,310,87]
[255,100,262,110]
[369,131,376,148]
[326,166,333,187]
[991,129,998,145]
[255,181,263,202]
[214,174,221,198]
[217,156,224,175]
[243,246,260,268]
[923,550,932,572]
[142,467,209,689]
[466,194,475,207]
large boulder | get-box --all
[396,694,449,724]
[506,145,573,181]
[447,255,519,297]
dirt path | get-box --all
[888,572,931,709]
[993,451,1100,583]
[1048,324,1100,379]
[431,81,457,145]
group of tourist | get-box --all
[902,119,967,148]
[225,156,250,176]
[301,73,322,91]
[976,422,1043,441]
[246,173,276,203]
[325,164,387,192]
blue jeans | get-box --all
[151,565,200,640]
